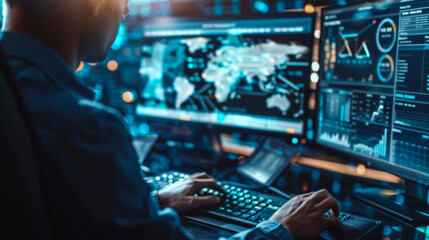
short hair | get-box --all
[4,0,52,16]
[6,0,30,6]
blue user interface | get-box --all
[318,0,429,174]
[137,16,314,135]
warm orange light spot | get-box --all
[356,164,366,176]
[304,4,315,14]
[89,63,97,66]
[76,61,84,72]
[179,116,191,121]
[287,129,296,134]
[301,139,307,144]
[107,60,118,71]
[122,91,135,103]
[302,183,308,192]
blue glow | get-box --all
[254,1,269,13]
[292,138,299,144]
[382,226,392,236]
[111,24,127,50]
[129,126,139,137]
[139,123,151,135]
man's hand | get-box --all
[157,172,226,213]
[269,189,342,239]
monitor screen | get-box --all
[317,0,429,179]
[137,14,315,135]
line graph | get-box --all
[354,128,388,158]
[338,21,376,59]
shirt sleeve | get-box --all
[60,109,192,239]
[223,221,294,240]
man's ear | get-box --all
[87,0,106,16]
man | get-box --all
[1,0,342,239]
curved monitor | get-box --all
[317,0,429,183]
[137,14,315,136]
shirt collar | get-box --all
[0,31,95,100]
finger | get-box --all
[190,179,226,194]
[300,191,316,198]
[317,196,340,217]
[191,172,215,180]
[190,196,221,208]
[323,216,343,230]
[308,189,331,204]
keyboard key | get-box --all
[266,199,273,204]
[252,201,259,205]
[244,194,251,199]
[267,205,280,211]
[238,197,245,202]
[249,216,259,222]
[239,208,249,213]
[238,203,246,208]
[232,201,239,206]
[244,199,252,204]
[219,207,225,211]
[231,191,237,195]
[249,210,258,216]
[241,214,251,219]
[251,196,258,200]
[237,192,244,197]
[259,203,267,208]
[243,190,249,194]
[254,206,262,212]
[258,197,265,202]
[231,196,238,200]
[226,209,233,214]
[236,188,242,192]
[232,212,242,217]
[230,186,236,191]
[245,205,254,210]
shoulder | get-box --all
[65,100,128,133]
[8,57,48,84]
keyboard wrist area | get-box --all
[151,190,161,210]
[256,221,295,240]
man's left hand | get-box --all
[157,172,226,213]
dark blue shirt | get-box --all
[1,31,293,240]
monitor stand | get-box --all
[353,181,429,225]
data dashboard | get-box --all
[318,0,429,174]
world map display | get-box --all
[141,34,310,121]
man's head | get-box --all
[3,0,129,65]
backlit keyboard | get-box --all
[146,171,352,225]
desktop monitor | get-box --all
[137,14,315,136]
[317,0,429,184]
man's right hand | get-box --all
[269,189,342,239]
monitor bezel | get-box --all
[138,12,316,138]
[315,0,429,185]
